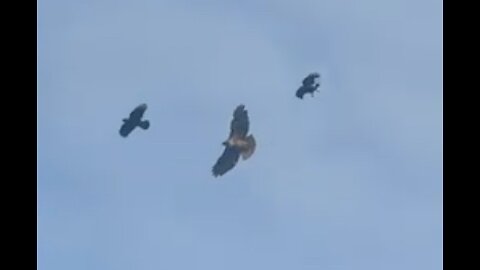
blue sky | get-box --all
[38,0,442,269]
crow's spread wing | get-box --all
[296,86,307,99]
[129,103,148,121]
[119,119,136,137]
[302,73,320,86]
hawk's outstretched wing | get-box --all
[212,146,241,177]
[229,104,249,139]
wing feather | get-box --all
[119,120,136,137]
[229,105,249,139]
[302,73,320,86]
[212,146,241,177]
[130,103,147,120]
[296,86,307,99]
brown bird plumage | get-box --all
[212,105,256,177]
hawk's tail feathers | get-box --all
[139,120,150,130]
[241,135,256,160]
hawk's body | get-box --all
[212,105,256,177]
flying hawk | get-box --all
[119,103,150,137]
[212,105,256,177]
[296,72,321,99]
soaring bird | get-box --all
[212,105,256,177]
[296,72,321,99]
[119,103,150,137]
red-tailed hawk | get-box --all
[119,103,150,137]
[296,72,321,99]
[212,105,256,177]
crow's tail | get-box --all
[139,120,150,130]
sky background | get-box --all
[37,0,443,269]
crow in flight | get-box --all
[119,103,150,137]
[296,72,321,99]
